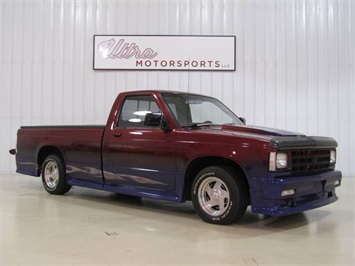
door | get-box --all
[102,94,176,193]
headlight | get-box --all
[276,153,288,169]
[269,152,288,171]
[330,150,336,164]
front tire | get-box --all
[191,166,248,225]
[42,154,71,195]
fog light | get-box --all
[281,189,295,197]
[334,180,340,186]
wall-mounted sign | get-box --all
[93,35,235,71]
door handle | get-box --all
[113,132,122,137]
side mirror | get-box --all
[144,113,170,130]
[239,117,246,124]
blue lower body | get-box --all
[249,170,342,216]
[16,159,342,218]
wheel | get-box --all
[42,154,71,195]
[191,166,248,225]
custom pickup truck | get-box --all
[11,90,342,225]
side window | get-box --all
[117,95,161,128]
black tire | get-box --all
[42,154,71,195]
[191,166,248,225]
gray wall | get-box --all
[1,0,354,175]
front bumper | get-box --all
[249,170,342,216]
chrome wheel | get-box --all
[44,161,60,189]
[192,166,248,224]
[197,176,230,217]
[42,154,71,195]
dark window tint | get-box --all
[117,95,161,128]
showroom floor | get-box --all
[1,174,354,265]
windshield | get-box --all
[161,93,244,127]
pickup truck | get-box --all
[11,90,342,225]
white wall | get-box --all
[1,0,354,176]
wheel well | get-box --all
[183,156,250,202]
[37,146,65,171]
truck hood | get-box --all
[219,124,304,137]
[188,124,337,148]
[187,124,303,139]
[195,124,337,149]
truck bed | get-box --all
[16,126,105,188]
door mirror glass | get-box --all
[144,113,170,130]
[144,112,162,127]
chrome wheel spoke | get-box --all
[205,192,218,206]
[219,189,229,201]
[44,162,59,189]
[205,186,214,200]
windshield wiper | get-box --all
[183,123,219,128]
[182,122,239,128]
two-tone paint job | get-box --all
[14,90,342,217]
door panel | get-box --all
[102,95,176,191]
[103,128,176,189]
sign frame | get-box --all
[93,35,236,71]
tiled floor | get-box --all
[1,174,354,265]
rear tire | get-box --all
[42,154,71,195]
[191,166,248,225]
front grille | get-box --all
[291,149,331,174]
